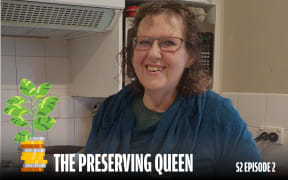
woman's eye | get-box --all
[162,40,176,46]
[138,40,151,45]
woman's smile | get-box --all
[145,64,167,74]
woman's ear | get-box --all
[185,56,195,68]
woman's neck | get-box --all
[142,88,177,112]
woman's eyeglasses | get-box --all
[132,36,185,52]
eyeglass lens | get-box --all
[133,37,183,51]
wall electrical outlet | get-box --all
[258,127,285,145]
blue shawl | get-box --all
[85,86,262,175]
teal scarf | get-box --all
[85,85,205,154]
[85,86,263,175]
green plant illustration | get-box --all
[3,78,59,143]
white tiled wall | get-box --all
[237,93,266,127]
[1,56,17,90]
[1,37,104,167]
[221,92,288,173]
[266,95,288,129]
[16,56,46,87]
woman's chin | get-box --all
[142,82,169,92]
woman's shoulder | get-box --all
[205,91,250,137]
[103,85,136,111]
[199,90,235,110]
[200,90,242,124]
[106,85,134,101]
[183,90,234,112]
[183,90,238,122]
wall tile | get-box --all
[15,38,45,57]
[46,37,69,57]
[16,57,46,87]
[47,118,75,146]
[1,56,17,90]
[48,88,71,96]
[1,121,22,169]
[266,94,288,130]
[73,97,98,118]
[1,37,15,56]
[1,121,20,157]
[46,57,71,89]
[237,93,266,127]
[57,96,74,119]
[74,118,93,146]
[1,90,18,122]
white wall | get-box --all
[1,37,104,168]
[221,0,288,93]
[220,0,288,175]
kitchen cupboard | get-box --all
[69,14,123,97]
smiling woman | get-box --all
[133,12,197,112]
[85,0,263,177]
[125,2,212,98]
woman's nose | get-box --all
[147,40,162,60]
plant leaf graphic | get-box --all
[36,96,59,116]
[7,96,27,105]
[10,116,30,127]
[14,131,31,143]
[35,83,51,100]
[20,78,36,96]
[4,104,30,116]
[34,116,56,131]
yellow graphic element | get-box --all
[20,138,48,173]
[21,144,44,149]
[21,140,44,145]
[21,152,45,160]
[21,168,44,172]
[24,160,48,164]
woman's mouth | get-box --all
[146,65,166,72]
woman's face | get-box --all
[132,13,193,95]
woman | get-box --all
[85,1,262,176]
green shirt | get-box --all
[132,97,163,128]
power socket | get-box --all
[257,127,285,145]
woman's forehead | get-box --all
[137,13,185,36]
[141,12,183,26]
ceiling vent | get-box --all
[1,0,123,38]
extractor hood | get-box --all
[1,0,124,38]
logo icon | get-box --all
[3,78,59,172]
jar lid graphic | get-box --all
[30,137,45,141]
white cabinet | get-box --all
[70,13,123,97]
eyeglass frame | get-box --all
[132,36,191,52]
